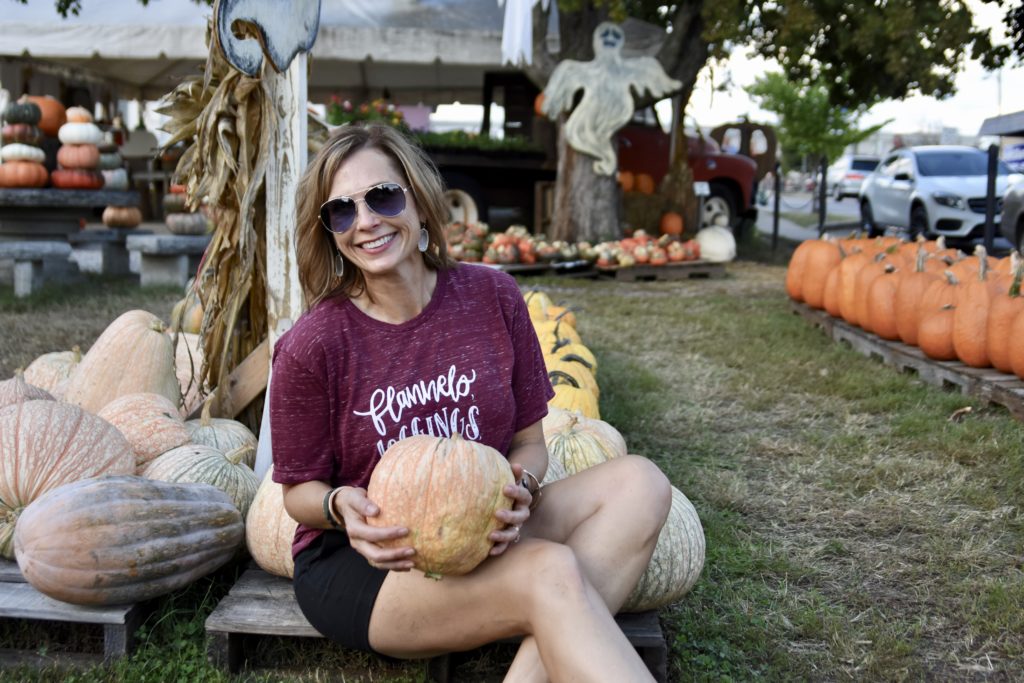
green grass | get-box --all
[3,256,1024,681]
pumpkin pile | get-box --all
[592,229,703,268]
[0,96,49,188]
[53,106,105,191]
[2,308,259,606]
[786,234,1024,374]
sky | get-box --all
[681,0,1023,137]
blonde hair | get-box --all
[295,124,454,309]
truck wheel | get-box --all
[704,182,738,228]
[443,172,487,225]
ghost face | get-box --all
[593,22,624,56]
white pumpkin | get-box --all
[57,122,104,146]
[185,402,258,468]
[23,347,82,396]
[97,152,123,170]
[101,168,129,191]
[695,225,736,263]
[621,485,706,612]
[1,143,46,164]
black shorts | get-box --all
[292,531,389,653]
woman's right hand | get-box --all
[333,486,416,571]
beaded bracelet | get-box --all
[322,487,345,531]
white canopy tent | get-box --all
[0,0,518,105]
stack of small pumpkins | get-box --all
[787,234,1024,375]
[53,106,105,190]
[163,183,210,235]
[1,308,260,606]
[0,96,49,188]
[101,133,144,228]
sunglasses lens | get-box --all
[322,198,356,233]
[365,184,406,217]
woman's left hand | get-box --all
[489,462,533,556]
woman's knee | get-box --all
[520,541,590,612]
[609,455,672,516]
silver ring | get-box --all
[512,525,521,543]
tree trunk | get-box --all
[550,119,621,243]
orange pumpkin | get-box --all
[822,263,843,318]
[57,143,100,170]
[853,254,898,334]
[894,249,942,346]
[987,262,1024,373]
[865,264,901,340]
[837,249,873,326]
[785,239,814,302]
[367,434,515,579]
[801,239,842,310]
[952,253,992,368]
[634,173,656,195]
[659,212,684,236]
[96,392,191,473]
[24,95,66,137]
[919,305,957,361]
[0,161,48,188]
[50,168,104,190]
[245,465,298,578]
[102,205,143,228]
[618,170,635,193]
[533,92,546,117]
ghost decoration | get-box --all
[541,22,682,175]
[215,0,321,76]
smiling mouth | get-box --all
[360,234,396,249]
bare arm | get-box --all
[490,419,549,555]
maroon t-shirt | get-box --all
[270,263,554,556]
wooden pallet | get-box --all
[791,301,1024,420]
[597,260,726,281]
[0,559,148,668]
[206,567,668,682]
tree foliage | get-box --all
[12,0,211,19]
[746,71,887,169]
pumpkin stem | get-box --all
[201,399,213,427]
[149,319,167,334]
[936,235,947,252]
[1010,258,1024,298]
[226,445,255,466]
[943,270,960,286]
[976,246,988,281]
[915,247,927,273]
[70,345,82,362]
[883,263,896,274]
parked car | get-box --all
[1001,178,1024,251]
[826,154,880,200]
[859,145,1021,240]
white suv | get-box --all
[859,146,1020,240]
[827,154,880,200]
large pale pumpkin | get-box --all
[0,370,54,410]
[545,414,625,475]
[185,402,257,467]
[96,392,191,472]
[23,346,82,396]
[245,465,298,578]
[621,485,706,612]
[14,475,243,606]
[367,434,514,579]
[0,400,135,558]
[63,309,181,414]
[542,407,627,458]
[143,444,259,519]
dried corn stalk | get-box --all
[157,24,329,418]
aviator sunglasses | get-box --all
[318,182,410,234]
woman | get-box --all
[270,123,671,682]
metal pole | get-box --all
[984,144,998,253]
[817,155,827,236]
[772,161,781,252]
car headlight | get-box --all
[932,192,965,209]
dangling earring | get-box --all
[334,252,345,278]
[418,226,429,253]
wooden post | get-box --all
[264,54,307,348]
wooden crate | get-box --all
[206,567,668,682]
[597,260,726,281]
[0,559,148,668]
[792,301,1024,420]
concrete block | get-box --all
[13,260,44,298]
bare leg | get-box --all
[367,455,671,682]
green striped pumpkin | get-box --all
[143,444,259,519]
